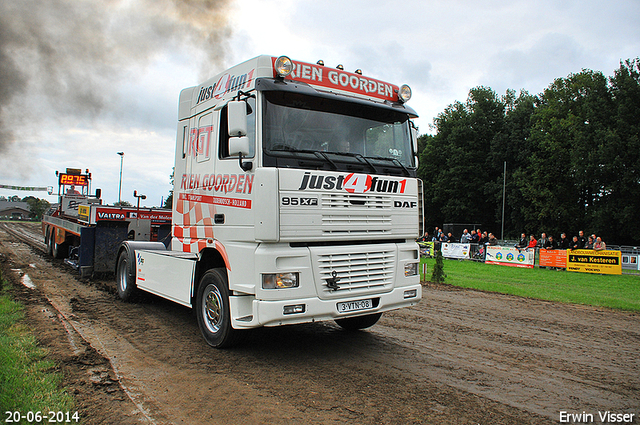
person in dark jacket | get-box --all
[559,233,570,249]
[569,236,581,250]
[545,235,558,250]
[578,230,587,248]
[537,233,548,249]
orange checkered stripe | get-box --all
[173,197,230,270]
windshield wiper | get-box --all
[313,151,338,170]
[367,156,411,176]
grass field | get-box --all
[420,257,640,311]
[0,271,74,416]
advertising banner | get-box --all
[485,246,535,268]
[441,243,470,259]
[622,254,639,271]
[418,241,435,257]
[539,249,567,268]
[567,250,622,275]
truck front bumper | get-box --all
[229,283,422,329]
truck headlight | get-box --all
[404,262,418,277]
[262,272,299,289]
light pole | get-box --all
[501,161,506,240]
[117,152,124,205]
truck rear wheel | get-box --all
[195,268,240,348]
[52,240,68,259]
[335,313,382,331]
[116,250,137,300]
[47,229,54,256]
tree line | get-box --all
[0,195,50,220]
[417,58,640,246]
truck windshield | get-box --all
[262,90,415,175]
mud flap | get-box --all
[94,221,129,274]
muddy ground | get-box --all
[0,222,638,424]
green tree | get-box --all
[521,69,614,238]
[419,87,508,233]
[163,167,175,209]
[598,58,640,244]
[430,249,446,283]
[23,197,50,220]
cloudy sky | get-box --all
[1,0,638,206]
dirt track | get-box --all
[1,222,638,424]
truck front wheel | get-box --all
[335,313,382,331]
[195,268,239,348]
[116,250,137,300]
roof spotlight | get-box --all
[355,69,362,75]
[317,60,324,66]
[274,56,293,78]
[336,64,344,70]
[398,84,412,103]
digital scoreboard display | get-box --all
[59,173,88,186]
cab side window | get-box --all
[197,112,214,163]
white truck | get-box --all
[116,55,423,347]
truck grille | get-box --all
[316,249,395,298]
[321,193,392,235]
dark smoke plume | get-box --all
[0,0,231,156]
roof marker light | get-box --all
[275,56,293,78]
[355,69,362,75]
[336,64,344,70]
[398,84,412,103]
[317,60,324,66]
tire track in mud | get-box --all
[1,222,639,424]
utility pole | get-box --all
[501,161,506,240]
[117,152,124,205]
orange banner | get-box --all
[539,249,567,268]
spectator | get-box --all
[559,233,570,249]
[537,233,548,249]
[593,237,607,251]
[439,232,448,243]
[545,235,558,250]
[417,231,430,242]
[447,232,454,242]
[585,236,594,249]
[515,233,528,249]
[486,233,498,246]
[569,236,581,250]
[578,230,587,248]
[527,234,537,249]
[460,229,471,243]
[470,230,479,244]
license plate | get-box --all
[337,299,373,313]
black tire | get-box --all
[195,268,240,348]
[47,229,54,256]
[52,238,67,259]
[116,250,137,300]
[335,313,382,331]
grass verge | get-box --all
[420,257,640,311]
[0,269,74,415]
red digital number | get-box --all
[59,174,87,186]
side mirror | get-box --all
[228,100,247,137]
[229,136,252,171]
[411,124,418,156]
[229,136,250,157]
